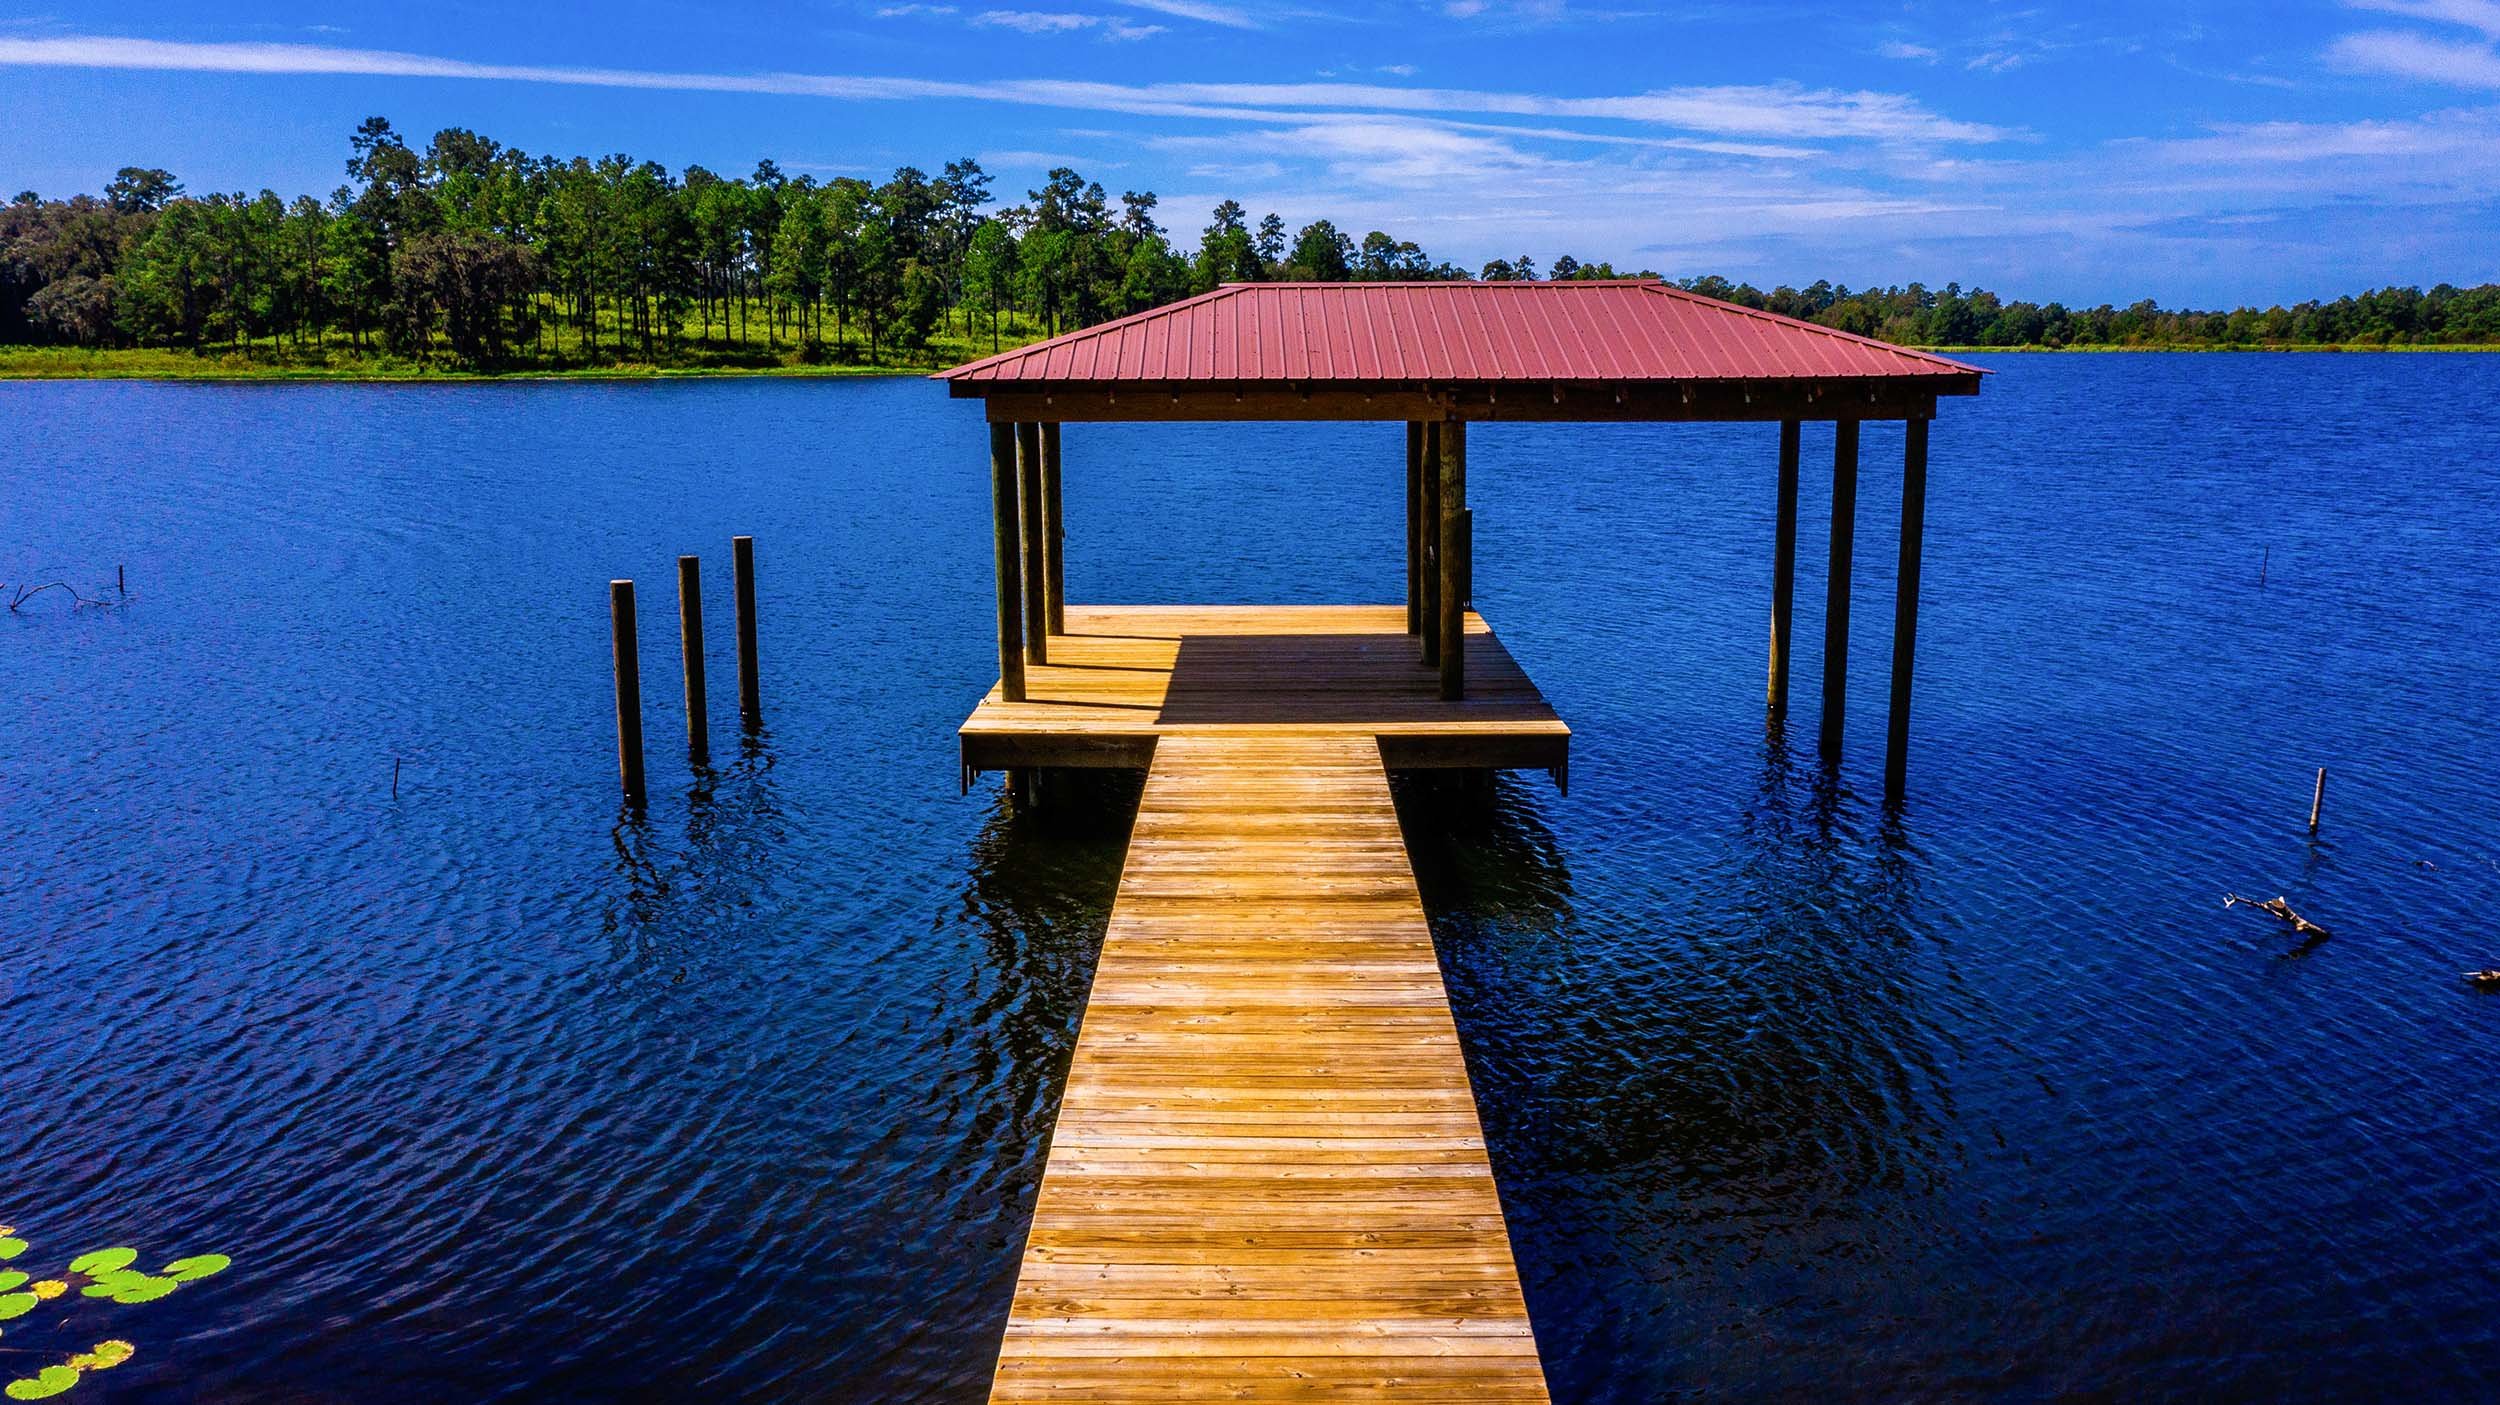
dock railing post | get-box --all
[611,579,647,809]
[990,421,1028,702]
[1821,420,1859,764]
[1438,419,1468,701]
[1769,419,1801,717]
[733,535,761,727]
[1884,417,1928,804]
[1018,422,1048,664]
[678,555,709,769]
[1041,422,1065,636]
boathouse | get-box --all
[937,280,1982,1400]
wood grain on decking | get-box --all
[959,605,1569,774]
[989,733,1549,1402]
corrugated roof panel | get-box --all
[937,280,1983,387]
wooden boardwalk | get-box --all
[989,733,1549,1402]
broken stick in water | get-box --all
[2465,971,2500,990]
[2224,893,2331,940]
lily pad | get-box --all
[64,1250,134,1277]
[0,1272,24,1293]
[0,1293,34,1321]
[28,1283,63,1302]
[81,1344,131,1371]
[2,1365,78,1401]
[161,1255,230,1284]
[0,1240,25,1261]
[106,1279,174,1306]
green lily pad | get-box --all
[106,1278,174,1305]
[0,1272,24,1292]
[64,1250,133,1277]
[4,1365,81,1401]
[0,1293,34,1321]
[0,1239,26,1261]
[161,1255,230,1283]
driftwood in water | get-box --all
[2224,893,2331,940]
[2465,971,2500,990]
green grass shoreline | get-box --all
[7,340,2498,383]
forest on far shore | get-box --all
[6,116,2499,373]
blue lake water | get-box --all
[5,355,2499,1401]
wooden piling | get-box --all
[1018,421,1048,664]
[2309,767,2326,834]
[1420,421,1442,667]
[990,422,1028,702]
[1041,422,1065,636]
[1821,420,1859,764]
[1885,418,1928,804]
[610,579,647,809]
[1405,422,1425,634]
[1769,419,1801,715]
[677,554,709,769]
[1439,420,1469,701]
[732,535,761,726]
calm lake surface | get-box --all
[7,355,2499,1402]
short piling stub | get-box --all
[2309,767,2326,835]
[611,579,647,810]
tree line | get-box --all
[4,118,2497,367]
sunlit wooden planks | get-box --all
[989,734,1549,1403]
[958,606,1570,776]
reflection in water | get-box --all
[1405,746,1975,1402]
[945,770,1140,1202]
[602,726,790,983]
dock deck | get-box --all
[959,605,1570,780]
[989,733,1550,1402]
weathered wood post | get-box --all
[678,555,709,769]
[1420,421,1442,667]
[610,579,647,809]
[1018,421,1048,664]
[1884,417,1929,804]
[1821,420,1860,764]
[1041,422,1066,636]
[1769,419,1801,716]
[1405,422,1425,634]
[1439,419,1469,701]
[732,535,761,727]
[2309,767,2327,834]
[990,421,1027,702]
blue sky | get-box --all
[3,1,2497,304]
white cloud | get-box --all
[972,10,1095,32]
[0,35,2009,145]
[1107,0,1258,29]
[2327,28,2500,86]
[2344,0,2500,38]
[1878,41,1939,62]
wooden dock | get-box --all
[961,605,1570,781]
[989,731,1550,1401]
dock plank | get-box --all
[988,733,1549,1402]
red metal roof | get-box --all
[938,280,1982,387]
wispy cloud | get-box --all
[969,9,1164,38]
[0,34,2010,145]
[1107,0,1258,29]
[2345,0,2500,38]
[1877,41,1939,62]
[2329,28,2500,85]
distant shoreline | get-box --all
[6,341,2498,384]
